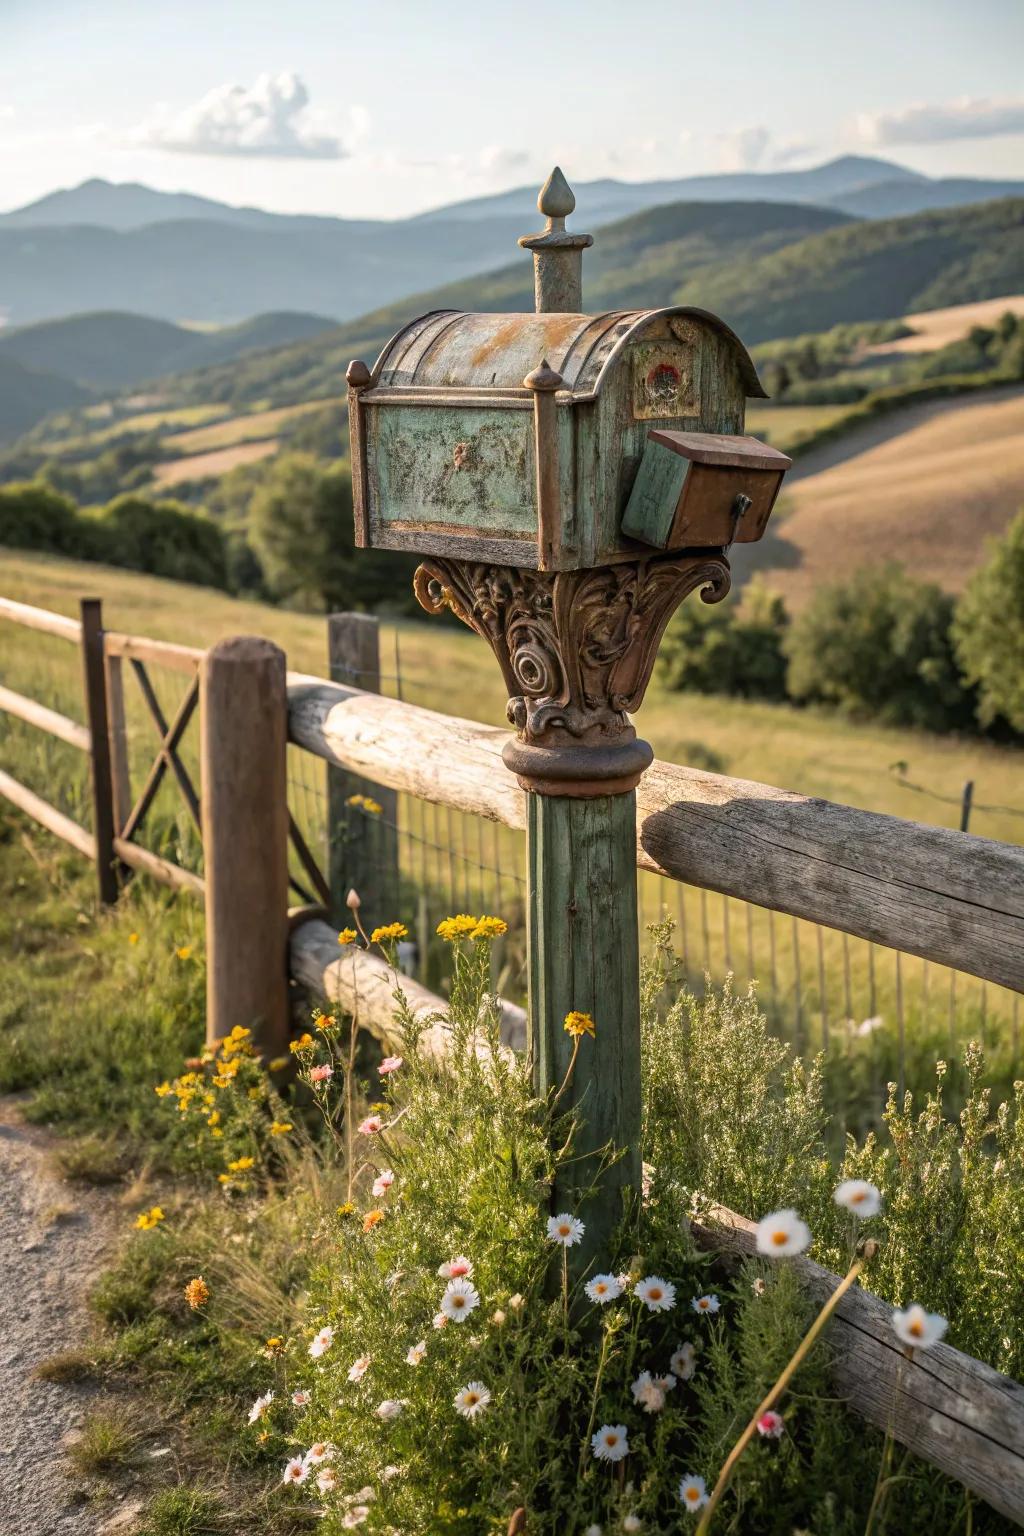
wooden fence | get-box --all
[2,592,1024,1521]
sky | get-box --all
[1,0,1023,220]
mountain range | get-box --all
[2,156,1023,328]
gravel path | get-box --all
[0,1101,122,1534]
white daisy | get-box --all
[892,1302,948,1350]
[406,1340,427,1366]
[291,1388,311,1407]
[670,1342,697,1379]
[441,1277,480,1322]
[248,1390,274,1424]
[437,1256,474,1279]
[585,1273,622,1305]
[316,1466,338,1494]
[678,1474,708,1512]
[691,1294,720,1315]
[347,1354,371,1382]
[432,1311,448,1329]
[755,1209,812,1258]
[630,1371,666,1414]
[372,1169,395,1198]
[834,1180,881,1218]
[547,1212,585,1247]
[623,1518,643,1533]
[376,1398,404,1420]
[591,1424,630,1462]
[635,1275,676,1312]
[309,1325,335,1359]
[304,1442,333,1465]
[453,1380,491,1418]
[342,1508,370,1528]
[656,1372,677,1392]
[282,1456,308,1485]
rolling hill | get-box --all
[0,354,92,441]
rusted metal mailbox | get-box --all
[347,169,788,573]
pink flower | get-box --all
[757,1410,785,1439]
[372,1169,395,1198]
[358,1115,383,1135]
[379,1055,403,1075]
[437,1256,474,1280]
[309,1064,334,1084]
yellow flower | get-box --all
[210,1128,223,1139]
[290,1032,314,1055]
[362,797,383,815]
[270,1121,293,1137]
[176,946,193,961]
[346,793,367,808]
[211,1075,231,1090]
[227,1155,255,1173]
[154,1081,172,1098]
[337,928,357,947]
[218,1173,233,1186]
[184,1276,209,1310]
[362,1209,385,1233]
[336,1202,356,1219]
[471,915,508,941]
[128,932,140,945]
[247,1087,262,1101]
[564,1010,596,1039]
[264,1336,286,1355]
[268,1056,290,1072]
[229,1025,251,1042]
[134,1205,165,1231]
[436,914,478,942]
[207,1110,220,1128]
[313,1012,336,1032]
[370,922,408,945]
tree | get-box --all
[952,510,1024,735]
[101,494,229,588]
[785,562,975,732]
[659,580,789,701]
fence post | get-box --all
[104,652,132,834]
[960,779,974,833]
[201,637,289,1056]
[79,598,118,905]
[326,613,399,925]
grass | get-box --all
[67,1403,143,1477]
[153,439,279,487]
[137,1486,227,1536]
[745,402,850,453]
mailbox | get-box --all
[347,169,788,573]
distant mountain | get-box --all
[0,353,92,443]
[0,310,337,390]
[1,157,1022,328]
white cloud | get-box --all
[716,126,771,172]
[857,96,1024,146]
[131,72,362,159]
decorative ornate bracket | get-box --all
[414,551,730,794]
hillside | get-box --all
[0,310,336,390]
[0,354,92,442]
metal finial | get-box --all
[538,166,575,223]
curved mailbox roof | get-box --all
[370,306,766,400]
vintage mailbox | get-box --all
[347,169,788,573]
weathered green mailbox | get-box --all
[347,169,790,1268]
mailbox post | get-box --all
[347,169,789,1273]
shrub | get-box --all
[100,493,229,588]
[659,583,789,701]
[785,561,975,731]
[952,508,1024,735]
[0,478,100,556]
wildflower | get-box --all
[436,914,478,942]
[154,1081,172,1098]
[270,1120,293,1137]
[670,1342,697,1380]
[432,1312,448,1330]
[248,1391,274,1424]
[376,1399,404,1420]
[346,887,361,910]
[691,1294,720,1315]
[437,1256,474,1280]
[313,1012,336,1032]
[546,1212,585,1247]
[509,1293,524,1311]
[309,1326,335,1359]
[338,928,357,946]
[362,1209,385,1233]
[129,932,140,945]
[317,1467,338,1494]
[441,1277,480,1322]
[282,1456,308,1485]
[379,1054,403,1075]
[134,1206,164,1231]
[304,1443,333,1466]
[585,1273,622,1305]
[264,1336,286,1356]
[207,1110,221,1129]
[635,1276,676,1312]
[227,1156,255,1174]
[176,946,192,961]
[453,1381,491,1418]
[471,915,507,940]
[755,1209,812,1258]
[268,1056,289,1072]
[290,1033,314,1055]
[372,1170,395,1197]
[751,1277,767,1297]
[337,1202,356,1219]
[563,1010,596,1038]
[358,1114,384,1135]
[591,1425,629,1463]
[623,1519,643,1533]
[292,1388,311,1407]
[631,1371,666,1414]
[183,1277,209,1311]
[217,1174,233,1187]
[757,1410,785,1439]
[892,1303,948,1351]
[310,1064,334,1084]
[347,1354,372,1382]
[834,1179,882,1218]
[370,922,408,944]
[406,1341,427,1366]
[342,1509,369,1528]
[491,1308,506,1325]
[678,1475,708,1513]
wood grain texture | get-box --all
[0,596,81,643]
[79,600,118,904]
[690,1203,1024,1527]
[0,768,96,860]
[0,684,90,752]
[104,631,203,675]
[286,678,1024,990]
[103,653,132,832]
